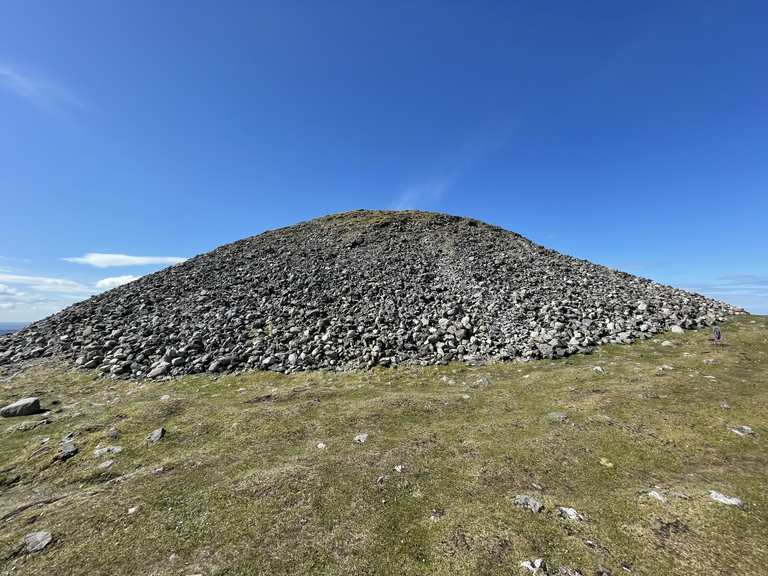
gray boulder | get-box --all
[1,397,40,418]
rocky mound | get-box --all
[0,210,738,378]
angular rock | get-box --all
[147,427,165,444]
[557,506,585,521]
[709,490,744,507]
[514,494,544,513]
[147,362,170,378]
[24,531,52,553]
[55,440,78,461]
[730,425,754,437]
[1,397,40,418]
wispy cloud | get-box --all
[391,120,514,211]
[95,275,140,290]
[0,276,89,319]
[0,273,91,294]
[64,253,187,268]
[393,176,455,211]
[682,275,768,314]
[0,62,84,112]
[0,270,149,320]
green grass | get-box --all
[1,316,767,575]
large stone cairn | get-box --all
[0,210,739,378]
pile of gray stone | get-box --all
[0,210,739,378]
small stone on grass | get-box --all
[709,490,744,507]
[24,531,52,553]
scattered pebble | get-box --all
[514,494,544,513]
[661,341,674,347]
[55,440,78,462]
[720,401,731,410]
[546,412,568,423]
[599,457,614,468]
[394,464,404,473]
[160,394,170,401]
[730,426,754,437]
[128,506,139,514]
[703,358,718,365]
[709,491,744,507]
[557,506,585,521]
[316,442,327,450]
[147,427,165,444]
[592,366,605,374]
[353,433,368,444]
[430,508,444,522]
[460,394,470,400]
[23,531,52,553]
[520,558,545,573]
[93,445,123,458]
[648,490,667,503]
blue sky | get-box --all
[1,1,767,321]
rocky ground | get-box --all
[1,316,766,575]
[0,211,739,379]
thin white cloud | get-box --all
[0,273,92,294]
[0,63,83,111]
[0,278,84,319]
[64,253,187,268]
[95,275,139,290]
[393,177,455,211]
[682,275,768,315]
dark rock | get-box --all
[1,397,40,417]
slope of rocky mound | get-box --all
[0,210,738,378]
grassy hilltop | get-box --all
[1,315,767,576]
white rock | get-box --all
[661,340,674,347]
[93,445,122,458]
[128,506,139,514]
[709,490,743,507]
[648,490,667,503]
[557,506,585,521]
[520,558,545,573]
[730,426,754,437]
[316,442,327,450]
[671,326,685,333]
[24,531,52,553]
[160,394,170,401]
[592,366,604,374]
[394,464,404,473]
[98,459,114,469]
[353,433,368,444]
